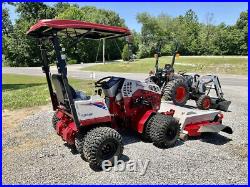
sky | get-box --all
[3,2,248,32]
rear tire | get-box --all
[196,95,211,110]
[163,79,189,106]
[52,113,59,130]
[150,113,180,148]
[83,127,123,169]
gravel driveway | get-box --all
[2,79,248,184]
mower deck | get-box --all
[159,101,233,139]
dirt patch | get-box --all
[2,105,57,153]
[2,105,50,131]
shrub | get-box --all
[67,59,77,64]
[122,44,130,61]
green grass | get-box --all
[82,56,248,75]
[3,74,94,110]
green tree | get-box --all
[235,11,248,55]
[122,44,130,61]
[2,7,13,36]
[57,5,127,63]
[3,3,56,67]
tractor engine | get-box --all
[100,77,162,130]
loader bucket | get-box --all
[217,100,231,112]
[211,98,231,112]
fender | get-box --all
[137,110,156,133]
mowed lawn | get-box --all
[3,74,93,110]
[82,56,248,75]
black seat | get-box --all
[51,74,77,105]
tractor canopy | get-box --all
[27,19,131,39]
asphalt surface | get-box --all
[2,65,248,184]
[2,64,248,87]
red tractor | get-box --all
[27,19,232,169]
[27,19,180,169]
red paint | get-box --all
[122,89,161,132]
[184,120,222,137]
[53,83,166,144]
[161,109,175,116]
[80,116,111,126]
[175,86,186,103]
[56,110,65,119]
[184,114,224,136]
[55,111,76,145]
[27,19,130,36]
[105,89,161,133]
[203,98,211,109]
[137,110,156,133]
[54,109,111,145]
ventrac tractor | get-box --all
[27,19,233,169]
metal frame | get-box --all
[50,33,81,129]
[29,20,131,131]
[39,41,58,111]
[39,33,81,129]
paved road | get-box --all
[2,65,248,87]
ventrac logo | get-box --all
[92,102,108,110]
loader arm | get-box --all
[212,76,224,100]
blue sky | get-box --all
[3,2,248,32]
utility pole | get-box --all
[102,38,105,64]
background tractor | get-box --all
[147,41,231,111]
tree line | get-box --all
[2,3,248,67]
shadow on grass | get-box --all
[2,83,45,91]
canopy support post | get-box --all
[103,38,105,64]
[50,34,81,130]
[39,41,58,111]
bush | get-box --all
[67,59,77,64]
[137,44,151,59]
[122,44,130,61]
[161,44,173,56]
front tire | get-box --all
[141,114,155,142]
[163,79,189,106]
[83,127,123,169]
[150,113,180,148]
[196,95,211,110]
[75,132,86,154]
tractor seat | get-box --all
[51,74,89,105]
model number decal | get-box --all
[79,113,93,118]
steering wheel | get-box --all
[95,76,113,87]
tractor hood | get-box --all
[27,19,131,39]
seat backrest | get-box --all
[51,74,66,105]
[51,74,77,105]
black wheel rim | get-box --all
[99,141,118,160]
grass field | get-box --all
[3,74,94,110]
[82,56,248,75]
